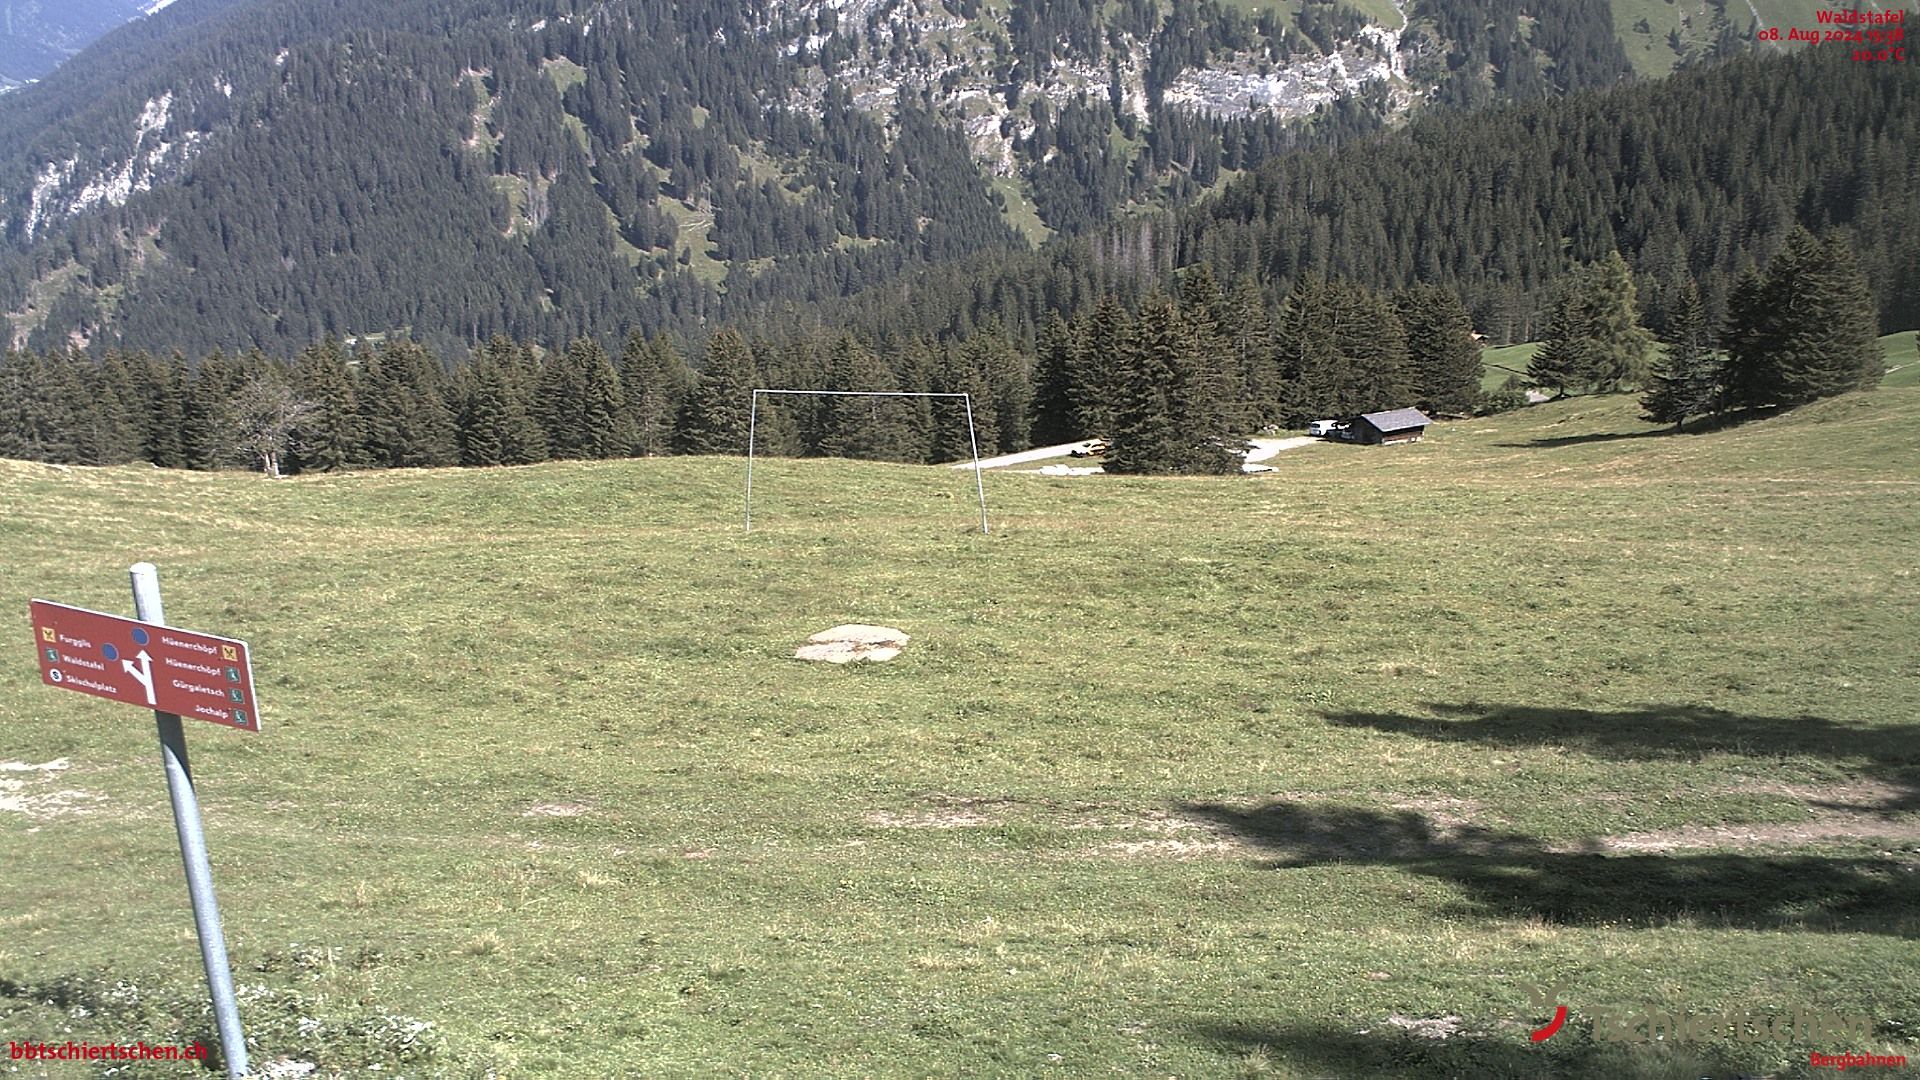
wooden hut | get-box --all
[1351,408,1432,445]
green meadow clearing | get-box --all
[1480,331,1919,394]
[2,389,1917,1078]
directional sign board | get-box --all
[29,600,261,732]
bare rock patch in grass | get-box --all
[522,802,590,817]
[794,624,909,664]
[0,759,105,820]
[1382,1014,1467,1039]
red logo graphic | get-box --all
[1522,982,1570,1043]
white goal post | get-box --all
[744,389,989,535]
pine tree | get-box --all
[1640,278,1720,427]
[571,338,633,458]
[535,341,591,459]
[292,337,362,471]
[819,335,918,461]
[1722,229,1884,408]
[1070,294,1127,439]
[1222,277,1279,429]
[1530,252,1653,395]
[620,333,691,457]
[1028,313,1079,445]
[1395,284,1483,416]
[1103,297,1176,474]
[1106,294,1243,475]
[676,329,757,455]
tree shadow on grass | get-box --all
[1496,406,1786,448]
[1194,1020,1771,1080]
[1496,428,1675,448]
[1324,703,1920,812]
[1180,799,1920,936]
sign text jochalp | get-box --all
[29,600,261,732]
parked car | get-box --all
[1306,420,1342,438]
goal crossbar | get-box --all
[744,389,988,535]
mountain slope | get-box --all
[0,0,1836,356]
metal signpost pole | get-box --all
[744,390,759,534]
[127,563,249,1079]
[962,393,988,534]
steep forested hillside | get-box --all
[0,0,1736,357]
[806,49,1920,350]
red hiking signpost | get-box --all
[26,565,256,1078]
[30,599,261,732]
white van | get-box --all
[1306,420,1341,437]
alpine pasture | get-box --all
[2,389,1916,1078]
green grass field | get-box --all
[1481,331,1918,393]
[3,389,1918,1077]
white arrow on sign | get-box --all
[121,649,155,706]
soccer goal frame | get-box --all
[744,389,989,535]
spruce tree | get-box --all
[1273,275,1339,426]
[292,337,362,471]
[91,351,148,464]
[1723,229,1883,408]
[676,329,757,455]
[571,338,632,459]
[620,333,691,457]
[1395,284,1484,416]
[962,321,1030,455]
[535,341,591,459]
[145,355,190,469]
[499,339,550,464]
[182,350,238,470]
[819,335,918,461]
[1337,282,1415,415]
[1070,294,1127,439]
[1103,297,1176,474]
[1718,268,1771,410]
[461,358,510,467]
[1028,314,1079,445]
[1530,252,1653,395]
[0,350,83,463]
[1222,277,1279,429]
[932,338,997,464]
[1640,278,1720,428]
[360,341,460,468]
[1106,295,1242,475]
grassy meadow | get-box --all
[2,388,1917,1078]
[1482,332,1918,394]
